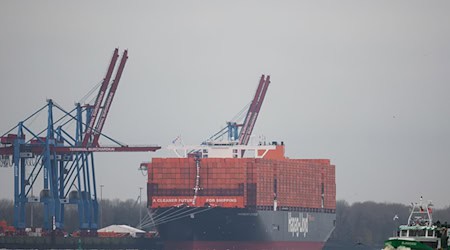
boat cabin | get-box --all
[399,226,437,238]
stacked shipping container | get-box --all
[147,148,335,211]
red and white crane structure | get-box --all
[237,74,271,146]
[0,49,160,234]
[172,74,271,159]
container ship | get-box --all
[142,75,336,250]
[144,142,335,250]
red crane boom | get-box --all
[91,50,128,146]
[82,48,119,146]
[238,74,270,145]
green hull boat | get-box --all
[383,197,449,250]
[385,238,439,249]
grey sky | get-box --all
[1,1,450,208]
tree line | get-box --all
[0,199,146,233]
[1,199,450,248]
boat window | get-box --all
[401,230,407,237]
[427,230,434,237]
[418,230,426,236]
[409,230,417,236]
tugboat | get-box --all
[384,197,449,250]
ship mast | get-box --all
[192,153,202,206]
[407,196,433,227]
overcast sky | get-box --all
[1,1,450,208]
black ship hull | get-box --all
[151,207,336,250]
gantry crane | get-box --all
[204,74,271,146]
[0,49,160,235]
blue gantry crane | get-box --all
[0,49,160,235]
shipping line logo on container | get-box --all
[287,212,309,237]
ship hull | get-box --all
[165,241,324,250]
[152,207,335,250]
